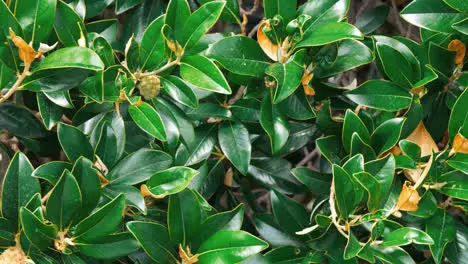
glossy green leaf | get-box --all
[20,207,58,250]
[298,0,350,31]
[146,166,199,196]
[165,0,190,41]
[206,35,270,78]
[371,118,405,156]
[346,80,412,111]
[73,195,125,242]
[0,0,22,43]
[267,50,305,104]
[168,189,201,245]
[180,1,225,50]
[46,170,82,230]
[0,102,49,138]
[92,36,115,67]
[401,0,467,33]
[316,135,344,165]
[71,157,101,220]
[344,231,362,260]
[382,227,434,247]
[355,5,390,34]
[1,153,40,231]
[271,190,310,237]
[127,221,178,264]
[264,0,297,22]
[35,47,105,71]
[139,15,166,71]
[448,88,468,141]
[128,102,167,141]
[32,161,72,184]
[333,165,357,219]
[342,109,370,153]
[15,0,57,44]
[180,55,231,94]
[197,230,268,263]
[54,0,85,46]
[353,172,381,212]
[260,93,290,154]
[219,121,251,175]
[102,184,146,214]
[297,22,363,48]
[377,43,414,89]
[37,93,63,130]
[426,209,456,264]
[291,167,331,195]
[57,123,94,162]
[437,171,468,200]
[161,75,199,109]
[76,233,141,259]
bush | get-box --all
[0,0,467,263]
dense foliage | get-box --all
[0,0,467,263]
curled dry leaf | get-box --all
[450,133,468,155]
[406,121,439,157]
[9,29,37,64]
[302,71,315,95]
[396,181,421,212]
[257,20,280,61]
[448,39,466,65]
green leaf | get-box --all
[168,189,201,246]
[15,0,57,44]
[253,214,302,248]
[76,233,140,259]
[355,5,390,34]
[298,0,350,31]
[20,207,58,250]
[264,0,297,22]
[127,221,178,264]
[344,231,362,259]
[260,93,290,154]
[199,0,240,23]
[165,0,190,41]
[219,121,251,175]
[446,221,468,264]
[353,172,381,212]
[54,0,86,46]
[206,36,270,77]
[0,0,22,43]
[124,35,139,72]
[316,135,344,165]
[57,123,94,162]
[195,204,244,247]
[80,66,121,103]
[85,0,113,18]
[0,102,49,138]
[297,22,363,48]
[401,0,467,33]
[180,55,231,94]
[443,0,468,12]
[271,190,310,237]
[448,88,468,141]
[37,93,63,130]
[71,157,101,220]
[197,230,268,264]
[139,15,165,71]
[342,109,370,153]
[108,149,172,185]
[73,194,125,243]
[370,245,416,264]
[1,153,40,231]
[267,50,305,104]
[115,0,143,14]
[146,166,199,196]
[32,161,72,184]
[180,1,225,50]
[376,43,414,89]
[371,118,405,156]
[382,227,434,247]
[333,164,357,219]
[128,102,167,141]
[161,75,199,109]
[426,209,456,263]
[350,132,377,161]
[92,36,115,67]
[184,125,216,166]
[447,153,468,174]
[346,80,412,112]
[365,154,395,207]
[35,47,105,71]
[102,184,146,214]
[437,171,468,200]
[316,39,374,78]
[46,170,82,230]
[291,167,331,195]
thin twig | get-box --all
[239,0,260,16]
[296,148,319,167]
[0,63,31,104]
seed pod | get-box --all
[138,75,161,100]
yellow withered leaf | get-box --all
[257,20,279,62]
[406,121,439,157]
[9,29,37,64]
[452,133,468,154]
[302,70,315,96]
[448,39,466,65]
[396,181,421,212]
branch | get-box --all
[0,63,31,104]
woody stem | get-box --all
[0,63,31,104]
